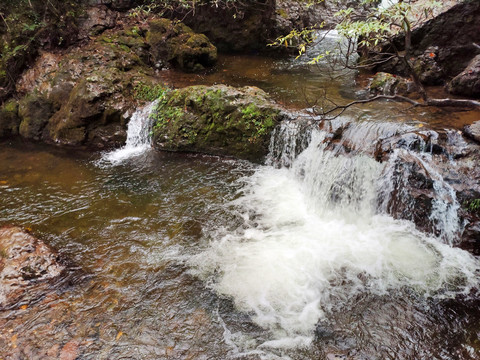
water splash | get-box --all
[101,100,158,165]
[190,121,480,354]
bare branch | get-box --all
[311,95,480,121]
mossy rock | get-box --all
[18,94,54,140]
[146,18,217,72]
[151,85,283,162]
[0,100,21,138]
[370,72,415,96]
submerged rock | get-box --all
[369,72,416,96]
[0,226,66,309]
[151,85,285,162]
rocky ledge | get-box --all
[0,13,217,149]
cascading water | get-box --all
[190,120,480,356]
[101,100,158,164]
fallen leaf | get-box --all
[429,52,435,58]
[116,331,123,341]
[418,124,424,127]
[20,305,28,310]
[11,334,17,349]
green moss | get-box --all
[134,83,167,101]
[150,85,281,161]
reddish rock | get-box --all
[0,226,65,309]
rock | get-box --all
[0,100,20,138]
[0,226,66,309]
[89,0,141,11]
[78,5,118,40]
[18,93,54,140]
[369,72,416,96]
[152,85,285,162]
[179,0,275,53]
[14,20,161,148]
[374,0,480,83]
[146,18,217,72]
[463,120,480,143]
[273,0,375,40]
[447,55,480,98]
[413,46,444,85]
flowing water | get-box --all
[1,52,480,359]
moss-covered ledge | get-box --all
[151,85,285,162]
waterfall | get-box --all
[101,100,158,164]
[190,120,480,354]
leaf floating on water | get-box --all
[116,331,123,341]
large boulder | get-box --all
[146,18,217,72]
[176,0,276,53]
[0,226,66,309]
[372,1,480,85]
[447,55,480,98]
[151,85,285,161]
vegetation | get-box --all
[465,199,480,213]
[134,83,168,101]
[272,0,480,119]
[0,0,83,101]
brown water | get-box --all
[1,53,480,360]
[159,54,480,130]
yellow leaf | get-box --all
[0,180,7,185]
[417,124,424,127]
[11,334,17,348]
[116,331,123,341]
[20,305,28,310]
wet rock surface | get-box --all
[463,120,480,144]
[0,226,66,309]
[317,119,480,252]
[369,72,417,96]
[152,85,286,162]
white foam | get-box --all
[101,100,158,165]
[190,129,480,351]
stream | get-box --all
[1,48,480,359]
